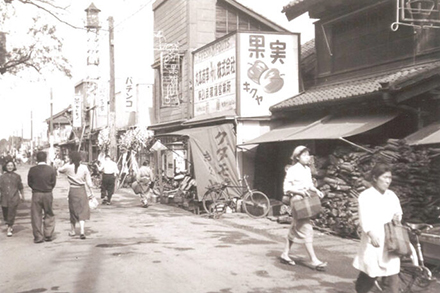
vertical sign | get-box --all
[72,94,82,127]
[166,151,174,178]
[239,33,299,117]
[124,76,136,112]
[160,49,181,107]
[193,35,236,116]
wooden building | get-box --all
[150,0,298,201]
[242,0,440,199]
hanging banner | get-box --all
[239,32,299,117]
[186,124,239,201]
[124,76,136,112]
[72,94,82,127]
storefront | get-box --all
[153,122,239,201]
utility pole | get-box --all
[49,88,54,165]
[31,111,34,164]
[108,16,117,159]
[50,88,53,137]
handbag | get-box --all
[291,192,322,220]
[384,221,412,256]
[89,197,99,210]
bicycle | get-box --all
[202,175,270,219]
[374,222,436,293]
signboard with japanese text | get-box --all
[185,124,239,201]
[238,32,299,117]
[160,51,181,107]
[193,35,237,117]
[72,94,82,127]
[166,151,174,178]
[124,76,136,112]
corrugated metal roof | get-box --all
[271,61,440,111]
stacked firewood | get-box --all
[312,139,440,239]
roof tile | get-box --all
[271,62,440,111]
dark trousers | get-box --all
[355,271,399,293]
[2,204,18,226]
[102,174,116,201]
[31,192,55,241]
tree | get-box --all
[0,0,75,77]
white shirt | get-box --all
[353,187,403,277]
[98,159,119,175]
[283,163,314,194]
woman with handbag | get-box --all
[353,163,402,293]
[58,151,94,240]
[280,145,327,270]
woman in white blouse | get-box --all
[280,145,326,270]
[353,163,402,293]
[59,151,94,240]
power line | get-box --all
[114,0,154,28]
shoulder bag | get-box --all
[384,221,412,256]
[291,191,322,220]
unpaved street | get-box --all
[1,164,439,293]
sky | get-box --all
[0,0,315,141]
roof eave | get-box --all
[221,0,290,32]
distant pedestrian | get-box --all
[58,151,94,240]
[353,163,403,293]
[280,146,327,270]
[0,160,24,237]
[0,155,5,174]
[53,154,63,176]
[96,155,119,205]
[27,151,57,243]
[133,160,155,207]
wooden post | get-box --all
[108,16,117,159]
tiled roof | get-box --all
[301,39,315,60]
[271,61,440,111]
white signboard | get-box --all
[72,94,82,127]
[239,33,299,117]
[193,35,236,117]
[124,76,136,112]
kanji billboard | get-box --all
[193,35,236,116]
[238,32,299,117]
[192,32,299,118]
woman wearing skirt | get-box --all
[59,151,94,239]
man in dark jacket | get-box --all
[28,151,57,243]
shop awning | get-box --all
[405,122,440,146]
[242,118,317,145]
[182,110,236,126]
[240,112,398,145]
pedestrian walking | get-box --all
[133,160,155,207]
[58,151,94,240]
[27,151,57,243]
[0,160,24,237]
[353,163,403,293]
[96,155,119,205]
[280,145,327,270]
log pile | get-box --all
[312,139,440,239]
